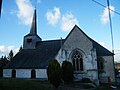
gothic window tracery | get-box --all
[72,50,83,71]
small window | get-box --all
[27,38,32,43]
[72,50,83,71]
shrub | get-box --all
[47,59,61,88]
[81,78,92,83]
[61,60,74,83]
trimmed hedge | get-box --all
[47,59,61,88]
[61,61,74,83]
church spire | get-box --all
[30,8,37,35]
[23,7,42,49]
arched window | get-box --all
[12,69,16,78]
[72,50,83,71]
[31,69,36,78]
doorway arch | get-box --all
[31,69,36,79]
[12,69,16,78]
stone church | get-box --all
[3,8,115,84]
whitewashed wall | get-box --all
[36,69,47,78]
[16,69,31,78]
[3,69,12,78]
[103,56,115,82]
[3,69,48,79]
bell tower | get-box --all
[23,8,42,49]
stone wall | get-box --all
[102,56,115,82]
[3,69,12,78]
[3,69,47,79]
[23,35,41,49]
[16,69,31,78]
[56,26,99,83]
[36,69,47,78]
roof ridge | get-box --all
[64,25,113,56]
[42,39,65,42]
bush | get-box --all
[61,61,74,83]
[81,78,92,83]
[47,59,61,88]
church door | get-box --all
[0,68,3,77]
[31,69,36,79]
[12,69,16,78]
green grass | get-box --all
[1,78,119,90]
[0,78,53,90]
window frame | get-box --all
[71,50,83,71]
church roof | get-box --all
[4,39,65,69]
[4,25,113,69]
[92,39,114,56]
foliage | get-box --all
[0,56,8,77]
[8,50,13,61]
[115,68,119,77]
[47,59,61,88]
[61,60,74,83]
[19,46,23,52]
[0,56,4,67]
[2,56,7,66]
[81,78,92,83]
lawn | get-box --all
[0,78,53,90]
[0,78,119,90]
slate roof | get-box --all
[92,39,114,56]
[4,25,113,69]
[4,39,65,69]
